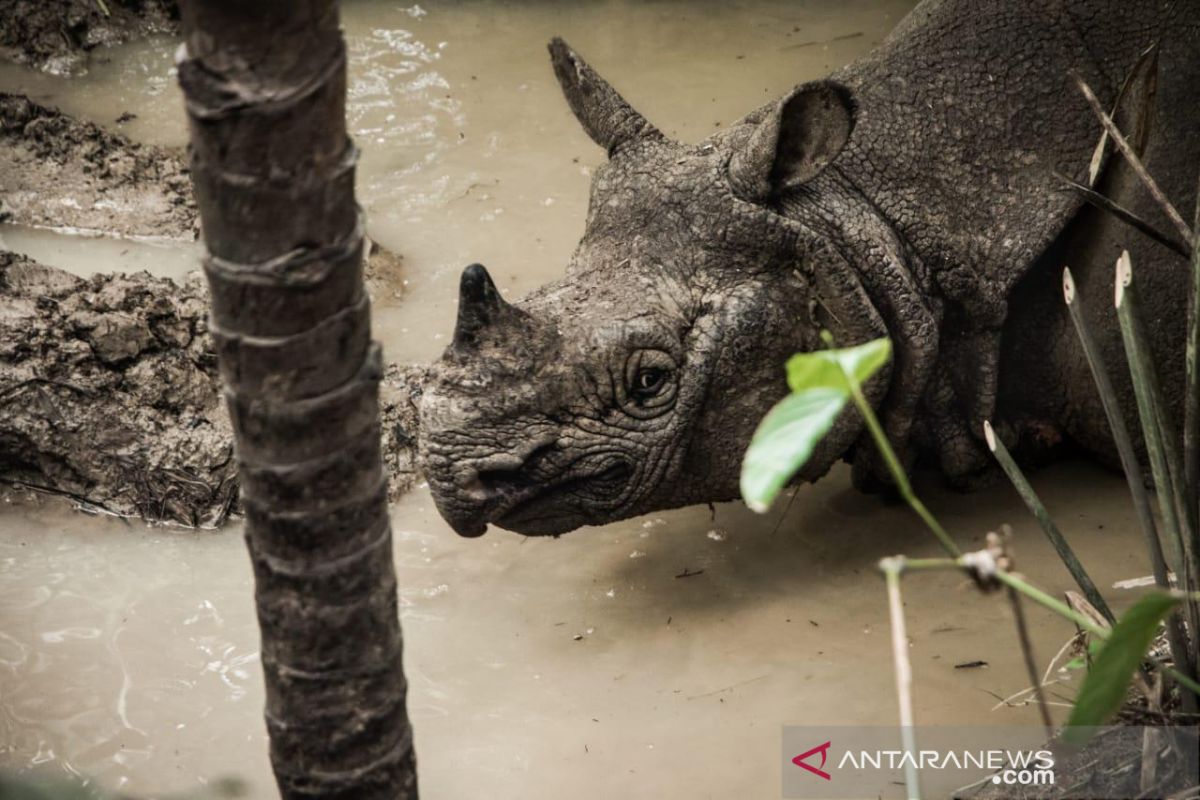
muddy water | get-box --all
[0,2,1162,798]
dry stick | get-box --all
[1007,586,1055,736]
[881,558,922,800]
[1063,268,1195,697]
[1074,75,1196,248]
[1055,173,1190,259]
[1086,43,1159,190]
[1116,253,1200,677]
[983,421,1115,624]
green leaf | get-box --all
[1063,592,1181,744]
[740,389,847,512]
[785,338,892,394]
[740,338,891,512]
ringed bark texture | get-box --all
[175,1,417,797]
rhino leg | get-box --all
[922,366,995,487]
[798,172,942,490]
[847,244,941,491]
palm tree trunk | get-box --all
[175,2,418,797]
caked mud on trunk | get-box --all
[0,0,178,76]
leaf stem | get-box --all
[828,334,961,558]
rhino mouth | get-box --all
[492,459,634,536]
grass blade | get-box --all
[1115,252,1200,671]
[1063,267,1195,696]
[983,420,1114,623]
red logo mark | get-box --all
[792,741,832,781]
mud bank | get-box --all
[0,252,422,526]
[0,91,196,239]
[0,90,421,521]
[0,251,232,526]
[0,0,177,76]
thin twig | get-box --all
[828,331,960,558]
[1074,74,1195,247]
[1055,172,1190,258]
[1008,586,1055,736]
[989,679,1066,712]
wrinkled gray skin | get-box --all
[421,0,1199,537]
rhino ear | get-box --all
[729,82,854,202]
[548,37,663,156]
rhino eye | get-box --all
[632,368,667,398]
[622,349,677,416]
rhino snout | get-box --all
[421,437,555,536]
[422,432,637,537]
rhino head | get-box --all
[419,39,889,537]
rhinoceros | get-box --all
[419,0,1199,537]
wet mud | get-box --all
[0,248,422,524]
[0,91,195,240]
[0,0,177,77]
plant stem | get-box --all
[997,570,1200,698]
[841,362,961,558]
[900,557,962,572]
[881,559,922,800]
[984,420,1114,623]
[1063,267,1197,705]
[995,570,1109,639]
[1008,586,1055,736]
[1115,252,1200,664]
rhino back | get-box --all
[830,0,1200,317]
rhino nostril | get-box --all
[475,441,558,492]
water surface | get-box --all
[0,2,1157,798]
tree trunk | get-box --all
[175,2,418,797]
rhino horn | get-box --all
[452,263,514,349]
[549,37,663,156]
